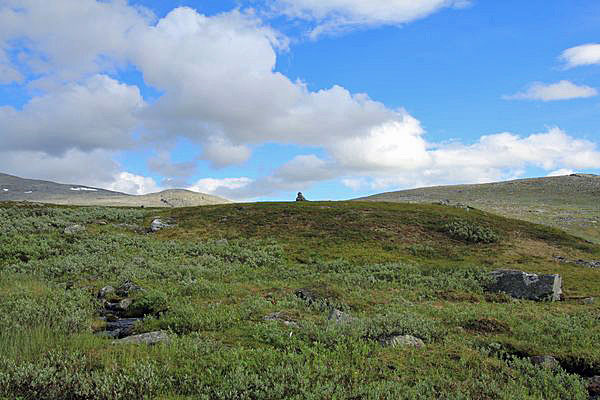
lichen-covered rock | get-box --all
[529,355,560,369]
[487,270,562,301]
[112,331,169,345]
[150,218,173,232]
[116,280,144,297]
[97,286,115,299]
[380,335,424,348]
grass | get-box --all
[0,201,598,399]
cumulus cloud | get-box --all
[0,0,152,80]
[270,0,471,37]
[503,81,597,101]
[1,2,598,200]
[205,127,600,199]
[561,43,600,69]
[106,172,160,195]
[0,75,144,154]
[188,177,253,196]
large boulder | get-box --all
[296,192,307,202]
[488,270,562,301]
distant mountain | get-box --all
[356,174,600,243]
[0,172,231,207]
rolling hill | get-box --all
[0,172,231,207]
[356,174,600,243]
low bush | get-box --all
[443,220,500,244]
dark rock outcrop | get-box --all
[487,270,562,301]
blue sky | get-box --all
[1,0,599,200]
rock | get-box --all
[108,298,133,312]
[588,376,600,398]
[529,355,560,369]
[583,297,595,305]
[150,218,173,232]
[102,317,141,338]
[328,309,352,323]
[215,239,229,246]
[296,192,307,202]
[554,256,600,269]
[380,335,424,348]
[295,288,317,304]
[116,280,143,297]
[64,224,85,235]
[112,331,169,345]
[487,270,562,301]
[97,286,115,299]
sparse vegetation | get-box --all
[0,201,598,399]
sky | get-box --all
[1,0,600,201]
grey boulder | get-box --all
[150,218,173,232]
[487,270,562,301]
[529,355,560,369]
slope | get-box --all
[356,174,600,243]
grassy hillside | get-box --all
[357,174,600,244]
[1,201,599,399]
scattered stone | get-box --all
[328,309,352,324]
[112,331,169,345]
[554,256,600,269]
[380,335,424,348]
[97,286,115,299]
[150,218,174,232]
[214,238,229,246]
[487,270,562,301]
[116,280,143,297]
[63,224,85,235]
[296,192,307,202]
[529,355,560,369]
[583,297,595,305]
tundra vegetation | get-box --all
[0,201,598,399]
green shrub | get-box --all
[443,220,500,244]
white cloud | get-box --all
[200,137,252,168]
[0,0,152,80]
[106,172,160,195]
[504,81,597,101]
[270,0,470,37]
[0,75,144,154]
[561,43,600,69]
[547,168,574,177]
[331,116,431,171]
[188,177,253,194]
